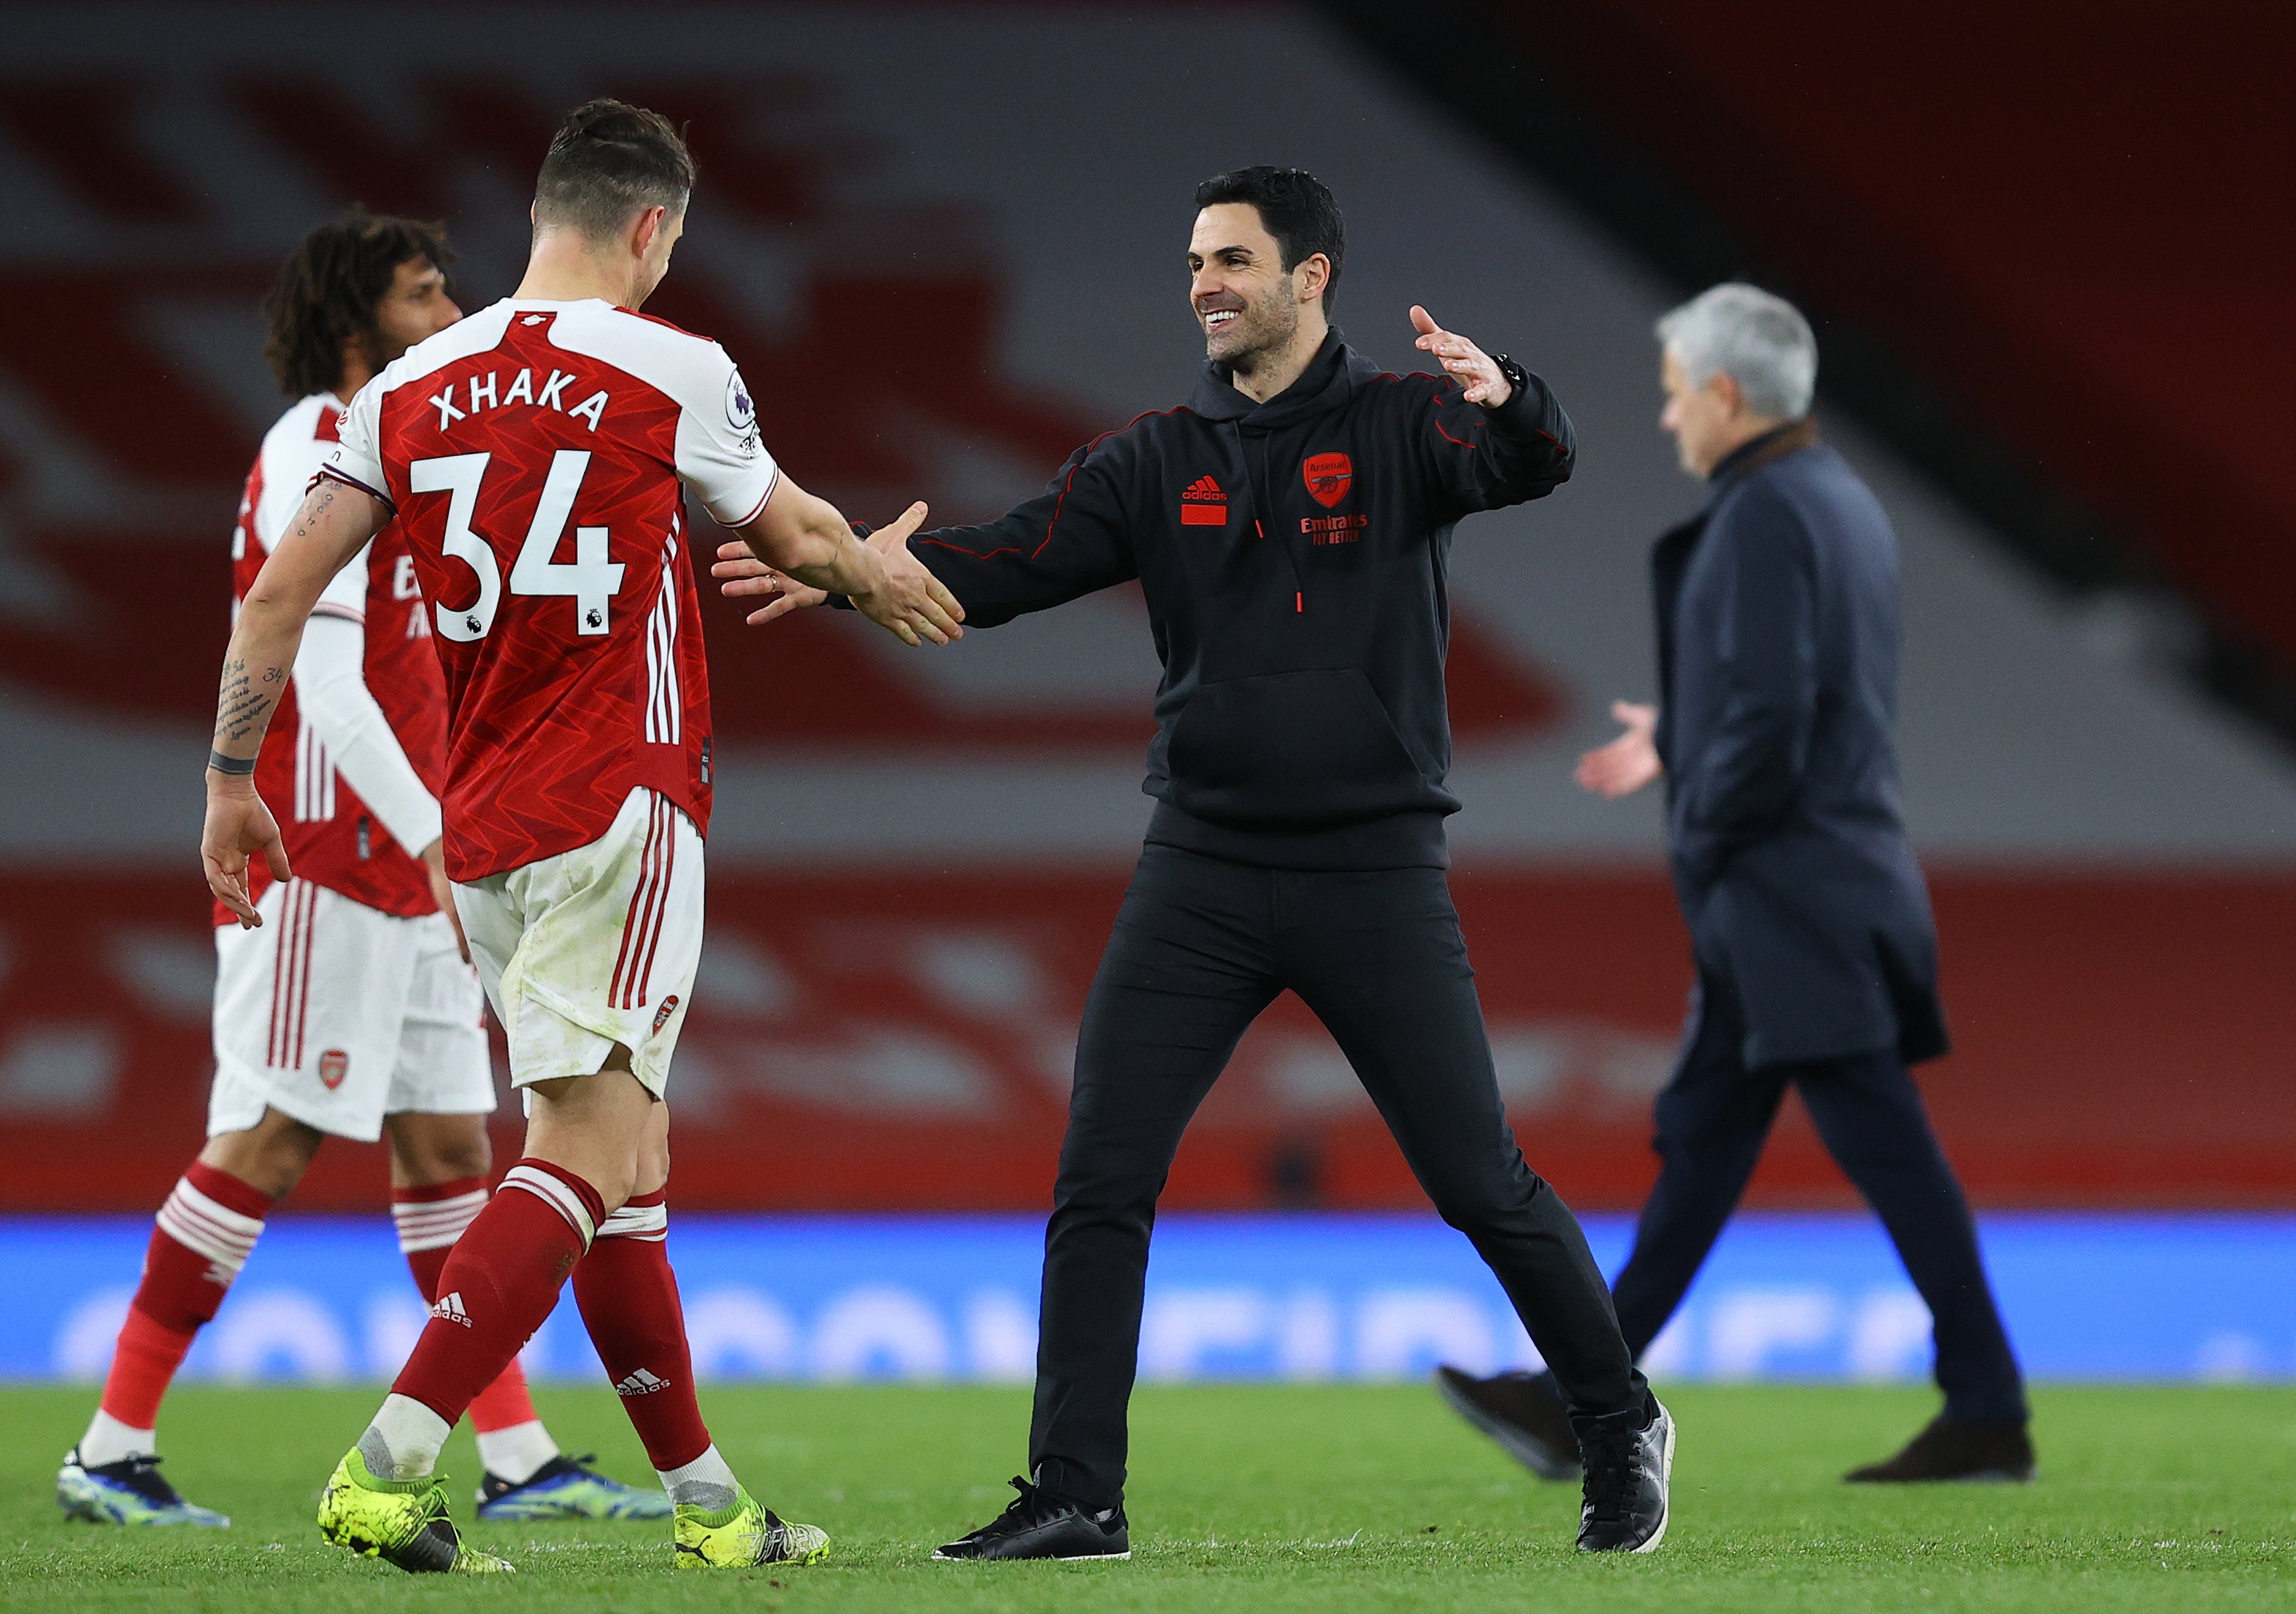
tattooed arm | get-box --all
[204,476,390,926]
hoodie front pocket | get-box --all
[1164,669,1430,827]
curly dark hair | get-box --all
[261,210,452,399]
[534,99,696,242]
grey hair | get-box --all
[1656,282,1817,419]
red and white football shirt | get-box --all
[226,394,447,923]
[322,299,775,880]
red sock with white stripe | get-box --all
[392,1177,558,1485]
[80,1162,271,1467]
[365,1159,601,1480]
[571,1188,714,1475]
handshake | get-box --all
[717,485,963,649]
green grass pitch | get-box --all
[3,1383,2293,1611]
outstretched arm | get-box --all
[734,476,963,646]
[1409,305,1576,517]
[204,476,388,925]
[715,441,1136,630]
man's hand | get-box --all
[1411,306,1511,407]
[713,542,828,624]
[839,501,966,646]
[420,839,470,962]
[203,776,290,927]
[1575,700,1663,799]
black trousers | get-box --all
[1609,969,2027,1423]
[1028,844,1646,1507]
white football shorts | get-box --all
[210,881,495,1142]
[450,787,703,1099]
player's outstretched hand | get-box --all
[1574,700,1663,799]
[850,501,965,647]
[420,840,470,962]
[1411,306,1511,407]
[202,780,290,927]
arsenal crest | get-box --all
[652,994,681,1035]
[1303,452,1353,508]
[317,1049,349,1090]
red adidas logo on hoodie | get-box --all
[1180,474,1227,526]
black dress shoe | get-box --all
[1575,1399,1673,1553]
[1845,1416,2035,1483]
[933,1476,1130,1561]
[1433,1365,1579,1480]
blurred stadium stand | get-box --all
[1,1,2289,1217]
[1335,0,2296,733]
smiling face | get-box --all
[1187,201,1325,371]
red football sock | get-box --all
[573,1187,712,1472]
[392,1176,543,1435]
[466,1362,543,1436]
[100,1162,272,1430]
[389,1159,601,1427]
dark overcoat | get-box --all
[1652,420,1949,1069]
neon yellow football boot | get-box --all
[673,1486,829,1569]
[316,1448,512,1575]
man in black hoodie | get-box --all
[714,166,1669,1559]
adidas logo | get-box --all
[431,1291,473,1327]
[1180,474,1228,527]
[616,1367,671,1397]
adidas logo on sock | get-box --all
[615,1368,670,1397]
[431,1291,473,1327]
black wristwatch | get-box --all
[1486,352,1529,407]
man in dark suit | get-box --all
[1437,284,2031,1483]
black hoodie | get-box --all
[902,329,1576,869]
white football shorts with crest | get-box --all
[449,787,704,1100]
[209,881,496,1141]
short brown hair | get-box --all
[534,99,696,242]
[261,209,452,399]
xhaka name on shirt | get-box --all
[427,368,612,433]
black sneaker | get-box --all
[1844,1416,2035,1483]
[1433,1365,1578,1481]
[932,1477,1130,1561]
[1576,1398,1673,1553]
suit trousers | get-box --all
[1610,968,2027,1422]
[1028,843,1646,1507]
